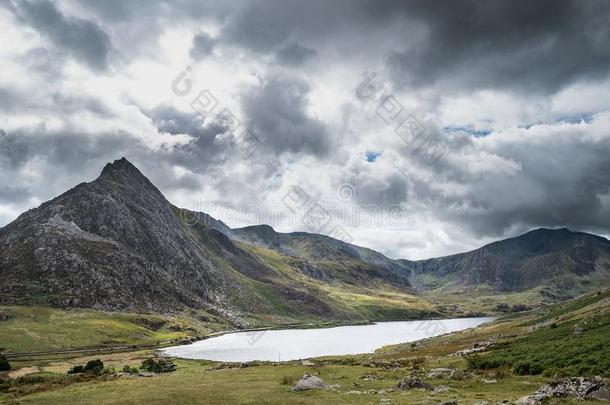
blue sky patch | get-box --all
[365,151,381,162]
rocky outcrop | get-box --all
[517,376,610,403]
[395,376,434,390]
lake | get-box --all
[162,317,495,362]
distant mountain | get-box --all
[403,228,610,295]
[231,225,412,287]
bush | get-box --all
[0,354,10,372]
[140,358,176,373]
[280,375,294,385]
[122,365,139,374]
[68,359,104,375]
[512,361,543,375]
[465,354,504,370]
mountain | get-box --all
[2,158,610,324]
[0,158,247,316]
[0,158,426,324]
[231,225,412,287]
[404,227,610,295]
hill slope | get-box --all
[231,225,412,288]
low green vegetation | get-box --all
[0,306,223,353]
[67,360,104,376]
[466,305,610,377]
[1,291,607,404]
[0,353,10,372]
[140,358,176,373]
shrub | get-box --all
[512,361,542,375]
[140,358,176,373]
[68,359,104,375]
[280,375,294,385]
[0,354,10,372]
[122,365,139,374]
[465,354,504,370]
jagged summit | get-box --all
[99,157,148,183]
[94,157,167,204]
[101,157,137,174]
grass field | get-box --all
[0,306,224,353]
[0,354,599,404]
[1,291,608,404]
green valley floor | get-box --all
[1,289,609,404]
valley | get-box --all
[1,289,608,404]
[1,159,609,404]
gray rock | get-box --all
[587,384,610,401]
[433,384,450,393]
[395,376,434,390]
[292,374,330,391]
[427,368,454,378]
[518,376,609,403]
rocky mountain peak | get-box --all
[99,157,143,180]
[96,157,165,201]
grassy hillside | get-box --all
[466,290,610,377]
[0,306,225,353]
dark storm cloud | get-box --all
[276,43,316,66]
[240,76,331,156]
[189,33,216,60]
[7,0,113,71]
[0,130,29,169]
[0,186,30,205]
[0,129,141,173]
[76,0,234,23]
[0,125,214,203]
[144,105,233,172]
[215,0,610,94]
[401,119,610,239]
[384,0,610,93]
[346,172,408,209]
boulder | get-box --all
[427,368,454,378]
[517,376,609,403]
[395,376,434,390]
[433,385,450,394]
[292,374,330,391]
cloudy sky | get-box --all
[1,0,610,259]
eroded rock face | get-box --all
[292,374,330,391]
[517,376,610,403]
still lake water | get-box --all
[162,317,495,362]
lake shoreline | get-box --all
[170,311,496,347]
[162,317,496,363]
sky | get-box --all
[1,0,610,260]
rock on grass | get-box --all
[292,374,330,391]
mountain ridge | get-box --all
[2,157,610,322]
